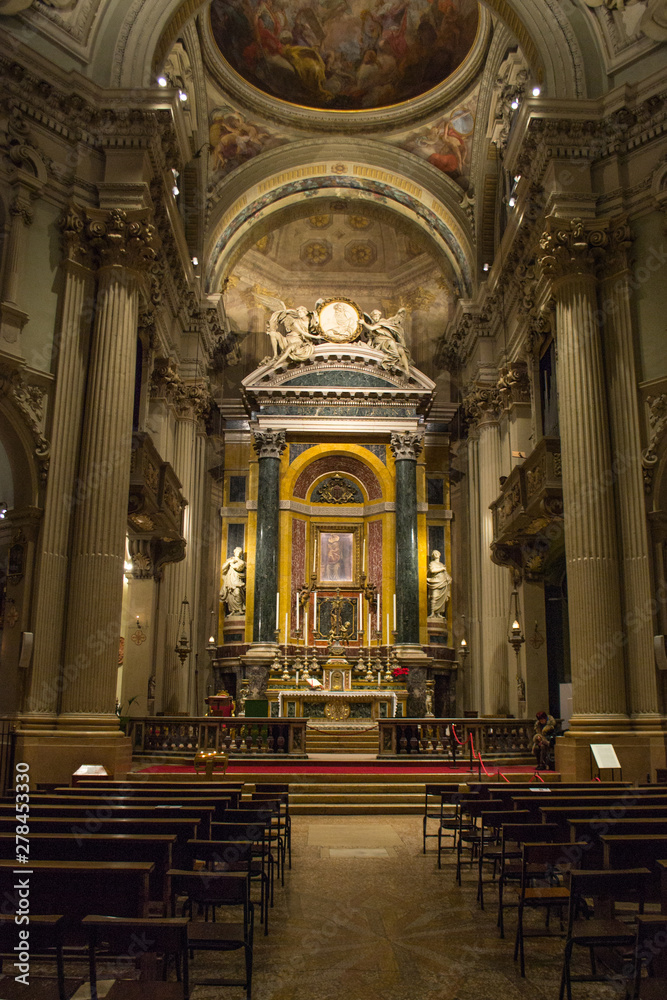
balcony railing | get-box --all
[377,718,532,757]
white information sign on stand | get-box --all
[590,744,621,770]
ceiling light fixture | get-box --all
[511,99,519,110]
[191,256,199,266]
[508,196,516,208]
[178,89,188,102]
[157,75,168,87]
[483,262,490,272]
[172,185,179,197]
[532,85,542,97]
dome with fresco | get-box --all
[209,0,480,112]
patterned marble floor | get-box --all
[188,815,626,1000]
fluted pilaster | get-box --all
[59,209,158,724]
[539,217,627,724]
[601,222,659,722]
[26,243,94,717]
[477,414,510,714]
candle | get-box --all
[276,592,280,630]
[312,543,316,573]
[285,612,289,645]
[367,611,371,647]
[378,671,381,686]
[376,592,380,621]
[362,540,365,573]
[393,593,396,630]
[295,670,299,687]
[358,593,362,632]
[304,610,308,648]
[296,593,299,631]
[313,592,317,634]
[386,612,390,646]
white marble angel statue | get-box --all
[254,291,321,366]
[362,307,412,376]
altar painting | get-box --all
[319,530,354,583]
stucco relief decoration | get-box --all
[208,107,288,179]
[400,103,475,189]
[584,1,667,42]
[0,0,76,13]
[301,241,332,266]
[210,0,480,111]
[0,363,49,480]
[642,393,667,492]
[345,241,377,266]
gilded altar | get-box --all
[269,688,407,720]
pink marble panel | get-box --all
[293,455,382,501]
[291,518,306,634]
[368,519,383,632]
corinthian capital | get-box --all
[83,207,159,272]
[461,381,501,426]
[253,428,286,460]
[390,430,424,461]
[537,217,610,281]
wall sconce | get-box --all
[207,634,217,662]
[459,637,469,666]
[175,596,192,665]
[131,615,146,647]
[0,502,6,520]
[508,588,525,656]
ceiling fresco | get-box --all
[208,105,289,179]
[398,96,477,190]
[209,0,480,111]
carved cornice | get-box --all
[0,361,49,481]
[252,428,286,460]
[514,95,667,184]
[390,430,424,461]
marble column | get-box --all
[390,431,423,644]
[25,207,95,721]
[59,208,158,726]
[600,221,660,724]
[252,429,286,644]
[538,217,627,726]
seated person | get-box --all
[532,710,555,769]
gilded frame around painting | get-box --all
[311,523,361,588]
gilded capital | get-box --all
[390,430,424,461]
[537,217,609,282]
[253,428,286,460]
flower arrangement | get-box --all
[392,667,409,679]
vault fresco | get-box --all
[210,0,480,111]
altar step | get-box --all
[305,728,378,755]
[288,781,423,813]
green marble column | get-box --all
[252,429,286,643]
[391,431,423,644]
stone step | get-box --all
[291,792,423,805]
[288,782,424,796]
[291,802,422,815]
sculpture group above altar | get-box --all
[255,294,413,376]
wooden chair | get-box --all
[559,868,651,1000]
[513,841,580,977]
[0,914,82,1000]
[211,821,273,933]
[168,870,253,1000]
[250,791,291,872]
[454,799,495,885]
[476,809,531,909]
[226,804,284,887]
[496,823,558,938]
[631,914,667,999]
[254,784,291,869]
[437,791,479,869]
[422,783,454,854]
[83,915,189,1000]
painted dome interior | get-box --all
[209,0,480,111]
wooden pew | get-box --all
[0,816,200,866]
[0,859,154,938]
[0,802,214,839]
[601,834,667,902]
[28,793,230,823]
[53,785,242,806]
[0,831,175,902]
[540,804,667,838]
[511,792,667,822]
[566,817,667,867]
[73,779,244,792]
